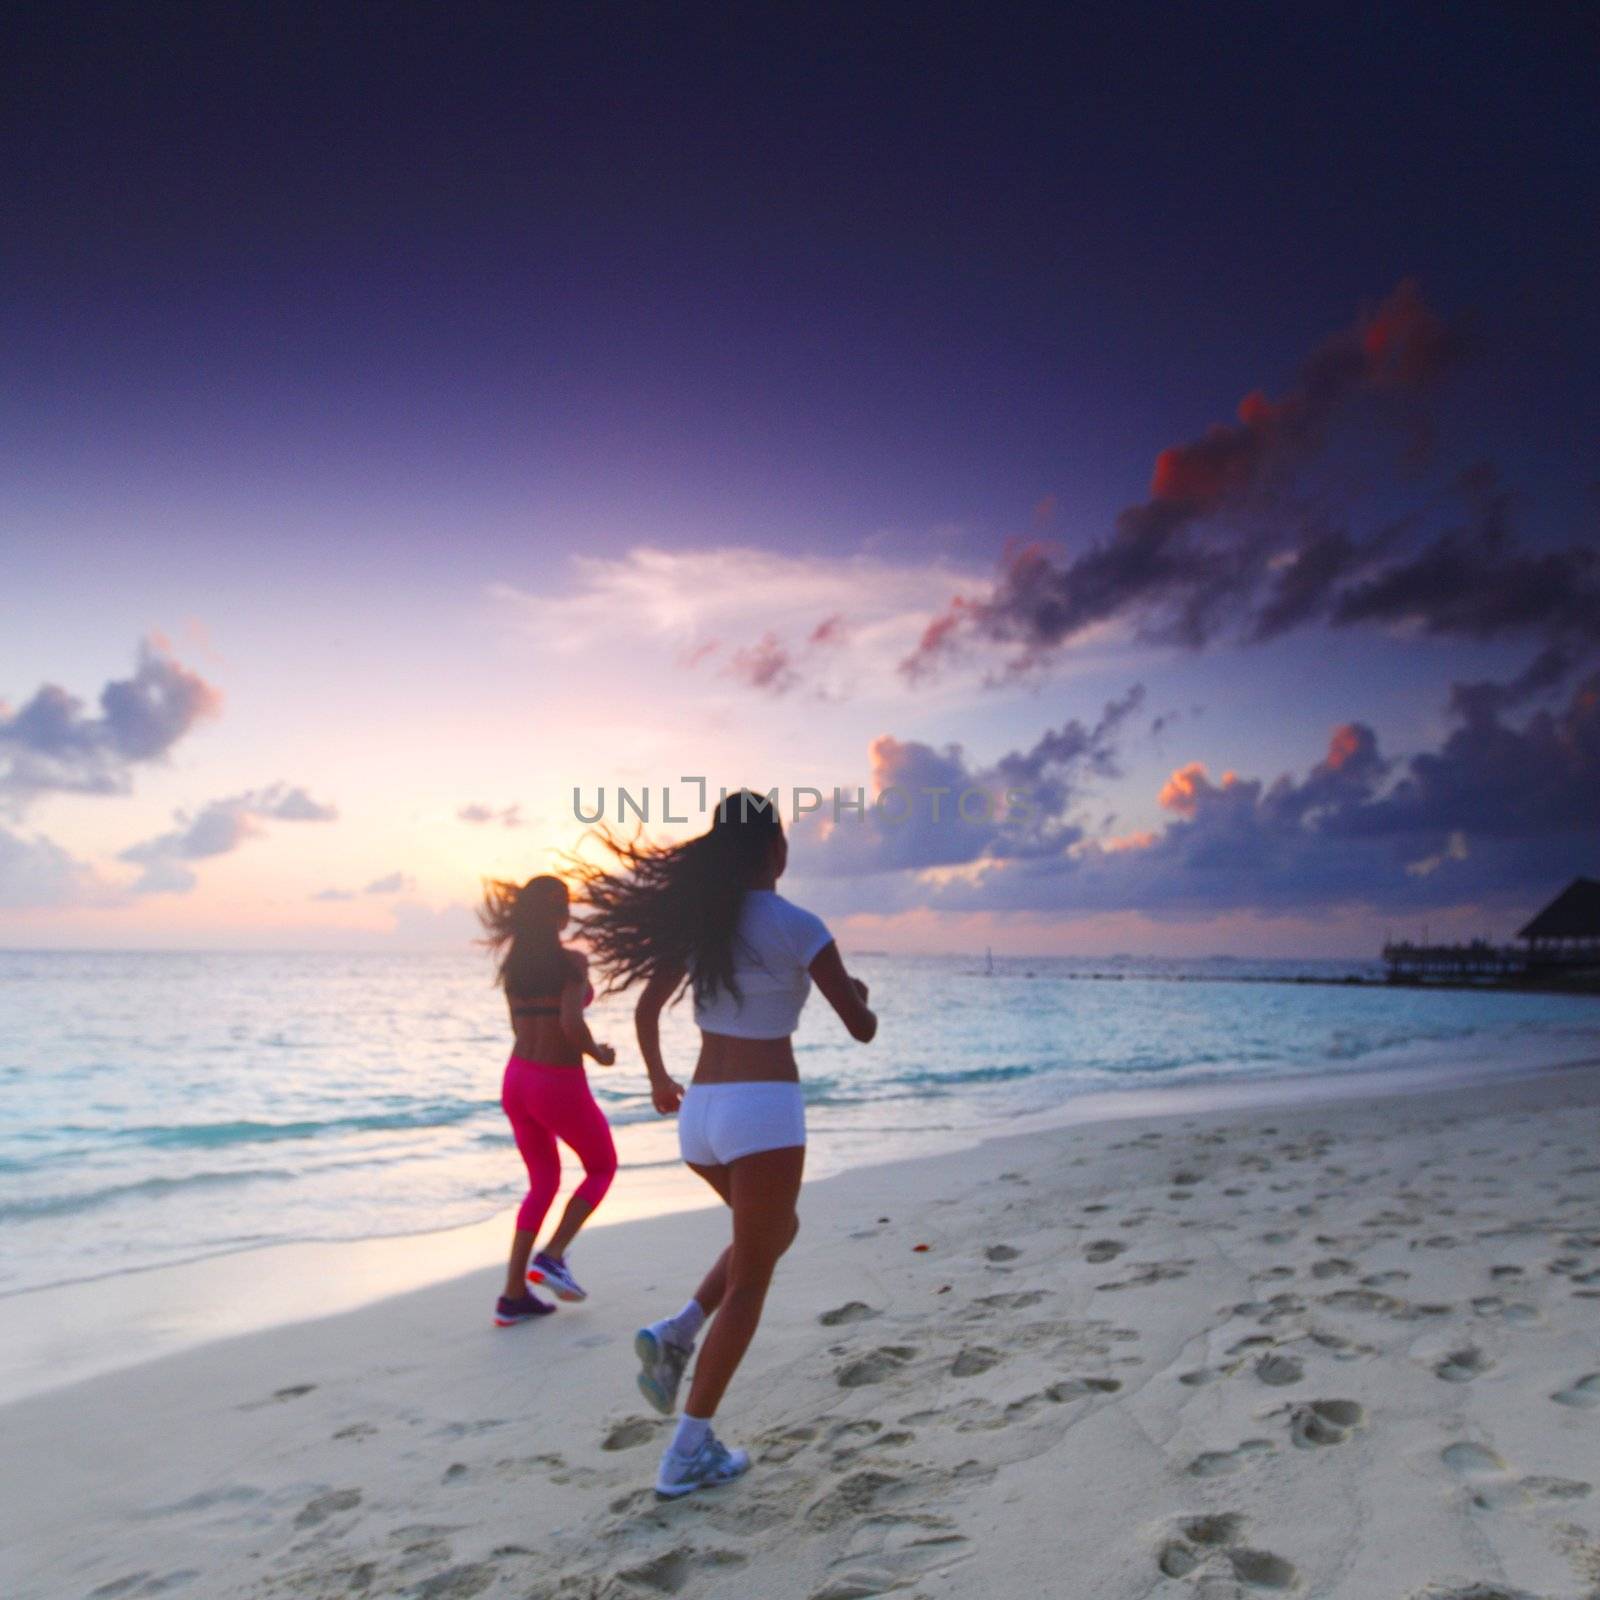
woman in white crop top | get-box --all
[580,790,877,1499]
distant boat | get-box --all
[984,947,995,977]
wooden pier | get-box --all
[1383,877,1600,991]
[1381,938,1523,984]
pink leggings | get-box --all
[501,1055,618,1235]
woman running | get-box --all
[480,875,617,1327]
[580,792,877,1498]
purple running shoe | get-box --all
[494,1291,555,1327]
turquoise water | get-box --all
[2,950,1597,1296]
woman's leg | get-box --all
[682,1144,804,1419]
[682,1159,799,1320]
[682,1162,733,1316]
[541,1075,618,1259]
[503,1077,562,1299]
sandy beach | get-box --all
[6,1060,1600,1600]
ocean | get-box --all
[4,949,1599,1300]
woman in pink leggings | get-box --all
[480,875,617,1326]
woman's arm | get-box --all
[635,963,685,1113]
[809,941,877,1042]
[560,956,614,1065]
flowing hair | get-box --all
[478,874,572,997]
[575,789,782,1007]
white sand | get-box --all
[6,1061,1600,1600]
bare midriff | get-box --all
[692,1030,798,1085]
[508,1004,582,1067]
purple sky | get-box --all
[3,5,1597,953]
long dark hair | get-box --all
[576,789,782,1007]
[479,874,571,997]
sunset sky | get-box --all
[4,5,1597,955]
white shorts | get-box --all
[678,1081,806,1167]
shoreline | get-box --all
[4,1043,1598,1410]
[5,1055,1600,1598]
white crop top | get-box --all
[692,890,834,1039]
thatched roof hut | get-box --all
[1518,878,1600,946]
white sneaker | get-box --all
[654,1431,750,1499]
[634,1325,691,1415]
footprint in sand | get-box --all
[1185,1513,1246,1546]
[1229,1548,1300,1590]
[950,1346,1003,1377]
[295,1488,362,1528]
[1045,1377,1120,1402]
[820,1301,880,1327]
[1158,1541,1199,1577]
[410,1565,501,1599]
[89,1576,203,1599]
[600,1417,661,1451]
[1435,1442,1587,1509]
[1470,1294,1541,1324]
[1189,1439,1275,1477]
[756,1423,819,1463]
[1307,1331,1359,1357]
[1406,1587,1541,1599]
[1255,1354,1304,1387]
[1552,1374,1600,1409]
[985,1244,1021,1263]
[804,1468,918,1531]
[1288,1399,1363,1448]
[1311,1257,1357,1279]
[971,1290,1048,1311]
[238,1382,317,1412]
[1321,1287,1406,1316]
[616,1549,747,1594]
[1441,1442,1506,1484]
[837,1346,918,1387]
[816,1508,972,1596]
[1434,1347,1491,1383]
[827,1420,916,1466]
[1086,1240,1127,1263]
[1156,1512,1253,1580]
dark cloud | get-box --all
[1447,645,1575,726]
[364,871,415,895]
[795,686,1143,876]
[1351,667,1600,841]
[903,286,1598,683]
[0,640,221,815]
[795,671,1599,921]
[119,783,339,895]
